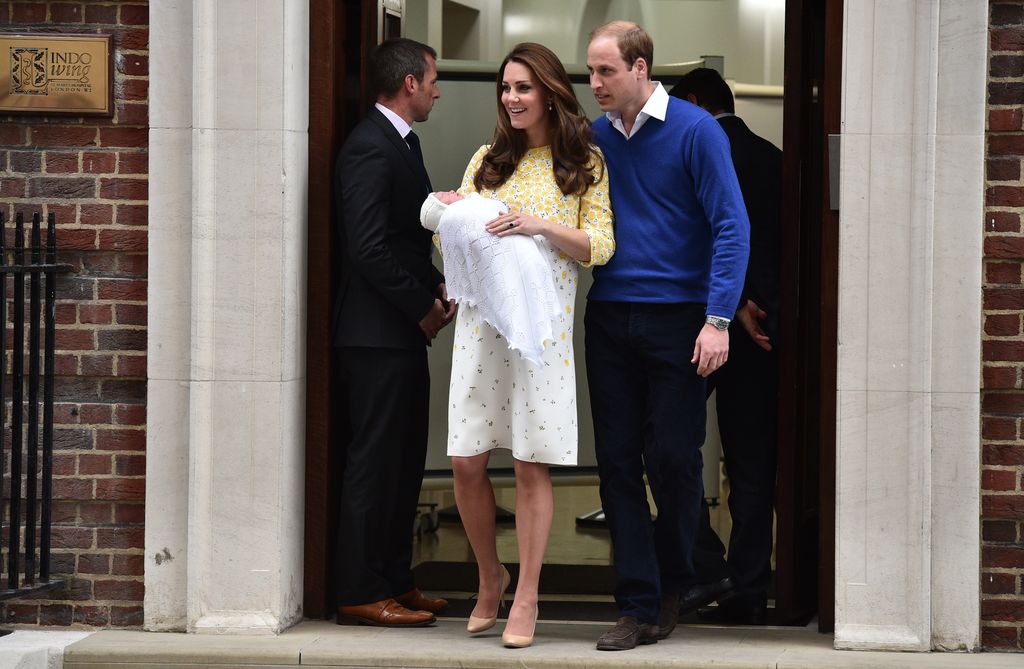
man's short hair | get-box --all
[369,38,438,98]
[669,67,735,115]
[589,20,654,77]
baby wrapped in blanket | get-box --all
[420,191,560,366]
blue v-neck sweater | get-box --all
[589,98,749,319]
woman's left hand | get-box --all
[485,210,547,238]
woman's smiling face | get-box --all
[501,61,550,140]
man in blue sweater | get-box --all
[584,21,750,650]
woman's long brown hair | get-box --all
[474,42,603,197]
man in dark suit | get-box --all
[668,68,781,625]
[333,38,455,628]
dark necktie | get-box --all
[406,131,432,190]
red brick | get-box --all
[73,606,111,626]
[83,152,117,174]
[981,598,1024,623]
[99,128,147,149]
[52,526,93,550]
[114,503,145,524]
[110,605,143,627]
[80,403,113,424]
[983,494,1024,519]
[983,416,1018,441]
[12,2,47,22]
[56,328,96,351]
[118,152,148,175]
[983,341,1024,362]
[113,27,149,51]
[9,150,41,171]
[96,527,144,549]
[59,228,99,250]
[116,102,149,125]
[119,54,148,76]
[117,354,146,377]
[0,125,27,145]
[50,3,84,23]
[53,453,77,476]
[31,127,98,148]
[987,262,1019,285]
[116,204,147,226]
[4,604,39,624]
[79,304,113,324]
[96,428,145,451]
[117,254,148,275]
[48,203,77,225]
[115,454,146,476]
[112,554,144,576]
[0,177,27,198]
[992,55,1024,79]
[84,4,117,23]
[991,109,1024,133]
[82,352,115,375]
[985,366,1019,388]
[984,286,1024,309]
[985,545,1024,569]
[99,229,147,251]
[45,152,81,174]
[79,453,112,475]
[989,186,1024,208]
[115,403,145,425]
[54,402,80,423]
[80,204,114,226]
[53,477,94,500]
[78,554,111,575]
[82,253,118,273]
[38,604,73,626]
[53,426,94,450]
[990,134,1024,157]
[119,78,149,102]
[98,278,147,301]
[986,313,1021,335]
[985,443,1024,466]
[65,578,95,601]
[30,177,96,199]
[993,3,1024,27]
[983,519,1018,542]
[992,27,1024,52]
[55,353,79,375]
[94,579,144,602]
[99,330,146,351]
[989,157,1022,181]
[115,304,147,326]
[100,178,148,201]
[52,501,78,523]
[983,572,1017,595]
[984,469,1020,491]
[80,502,114,524]
[119,4,148,25]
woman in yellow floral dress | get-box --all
[446,42,614,648]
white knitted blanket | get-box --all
[420,193,560,366]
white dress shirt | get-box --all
[605,82,669,139]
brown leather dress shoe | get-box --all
[395,588,449,614]
[337,598,435,627]
[596,616,659,651]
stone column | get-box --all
[835,0,985,651]
[146,0,309,634]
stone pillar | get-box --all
[146,1,309,634]
[835,0,986,651]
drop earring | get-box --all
[548,101,553,111]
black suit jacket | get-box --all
[332,107,444,350]
[717,115,782,343]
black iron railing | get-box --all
[0,212,71,601]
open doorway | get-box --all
[304,0,842,632]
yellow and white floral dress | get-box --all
[446,144,614,465]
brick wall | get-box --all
[982,0,1024,652]
[0,2,147,627]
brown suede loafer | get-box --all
[395,588,449,614]
[337,598,435,627]
[596,616,660,651]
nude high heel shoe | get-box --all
[467,564,511,634]
[501,603,537,648]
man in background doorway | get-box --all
[585,21,750,650]
[669,67,782,625]
[333,38,455,628]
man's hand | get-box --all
[419,299,447,341]
[691,324,729,377]
[437,283,457,327]
[736,299,771,351]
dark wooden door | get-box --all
[774,0,842,631]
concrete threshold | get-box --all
[62,619,1020,669]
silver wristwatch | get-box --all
[705,315,730,331]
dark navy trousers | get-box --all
[585,301,708,624]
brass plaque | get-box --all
[0,34,113,115]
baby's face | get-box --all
[434,190,462,205]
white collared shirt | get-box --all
[605,82,669,139]
[375,102,413,142]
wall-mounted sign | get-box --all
[0,34,113,116]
